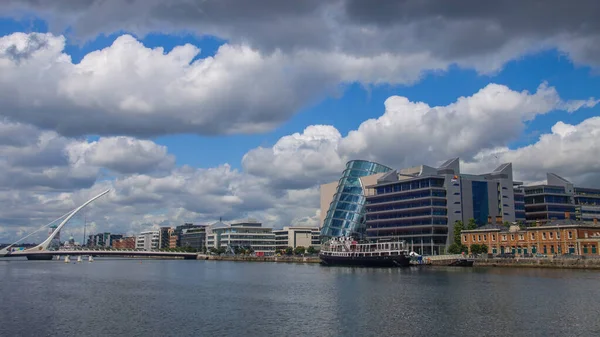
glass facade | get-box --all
[472,181,489,226]
[321,160,391,240]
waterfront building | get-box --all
[364,160,520,255]
[273,226,321,250]
[159,227,173,249]
[87,233,123,248]
[112,236,136,249]
[206,219,276,255]
[136,231,160,251]
[320,160,392,240]
[48,224,61,250]
[462,214,600,256]
[523,173,600,224]
[180,226,206,251]
[172,223,202,248]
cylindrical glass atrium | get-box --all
[320,160,392,241]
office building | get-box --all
[462,215,600,256]
[321,158,520,255]
[159,227,173,249]
[136,231,160,251]
[180,226,206,251]
[206,219,276,255]
[172,223,202,248]
[274,227,321,250]
[523,173,600,224]
[364,159,519,255]
[320,160,392,240]
[87,233,123,248]
[112,236,136,249]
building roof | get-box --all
[462,224,508,233]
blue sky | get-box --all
[0,1,599,240]
[2,14,599,170]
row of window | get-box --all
[465,230,574,243]
[525,187,566,195]
[366,209,447,221]
[367,218,448,228]
[375,178,445,195]
[366,200,447,213]
[367,190,446,205]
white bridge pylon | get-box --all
[1,189,110,255]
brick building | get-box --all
[462,214,600,256]
[112,236,136,250]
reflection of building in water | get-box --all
[48,224,61,251]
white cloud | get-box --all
[1,82,599,244]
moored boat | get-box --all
[319,237,410,267]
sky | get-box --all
[1,0,599,243]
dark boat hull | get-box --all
[448,259,474,267]
[26,254,54,261]
[319,254,410,267]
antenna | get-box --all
[83,211,87,247]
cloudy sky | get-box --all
[1,0,599,243]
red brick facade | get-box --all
[462,220,600,256]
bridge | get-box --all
[7,249,198,260]
[0,189,198,261]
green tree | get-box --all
[306,246,317,255]
[294,246,306,255]
[503,221,511,228]
[284,247,293,256]
[467,218,477,230]
[448,243,469,254]
[453,220,464,246]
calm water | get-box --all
[1,259,600,337]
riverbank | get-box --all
[198,254,321,263]
[473,257,600,270]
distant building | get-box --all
[159,227,173,249]
[136,231,160,251]
[523,173,600,224]
[273,227,320,250]
[462,214,600,256]
[172,223,202,248]
[88,233,123,248]
[112,236,136,249]
[206,219,276,255]
[48,224,61,250]
[180,226,206,251]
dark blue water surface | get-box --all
[1,259,599,337]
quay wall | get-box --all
[198,254,321,263]
[474,257,600,270]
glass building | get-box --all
[320,160,392,240]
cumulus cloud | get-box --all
[464,117,600,185]
[2,1,600,139]
[3,0,600,70]
[1,82,598,244]
[243,82,598,188]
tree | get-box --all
[467,218,477,230]
[307,246,317,255]
[448,243,469,254]
[453,220,464,246]
[470,244,489,255]
[284,247,293,256]
[294,246,306,255]
[503,221,511,228]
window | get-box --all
[463,236,467,242]
[492,234,496,241]
[502,235,507,241]
[478,235,481,242]
[556,231,560,239]
[549,232,553,239]
[483,235,487,241]
[511,234,515,240]
[472,235,476,241]
[519,234,524,240]
[531,233,535,240]
[542,233,546,240]
[568,231,573,239]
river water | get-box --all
[1,258,599,337]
